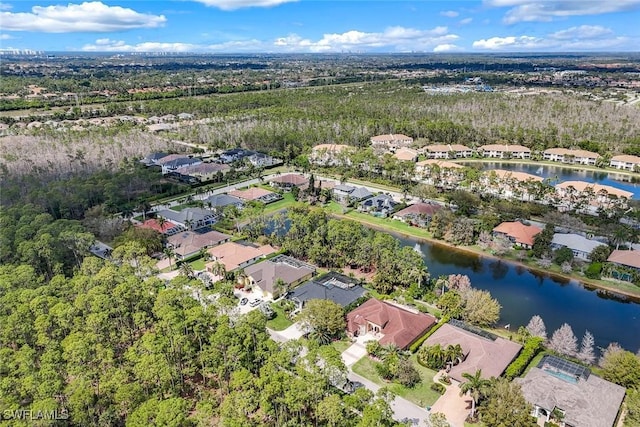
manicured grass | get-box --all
[351,354,441,407]
[189,258,206,271]
[266,303,293,331]
[262,192,296,214]
[329,207,436,242]
[330,339,352,354]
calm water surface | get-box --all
[465,162,640,199]
[396,234,640,354]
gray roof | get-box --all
[288,272,366,307]
[164,157,201,168]
[349,187,373,200]
[361,194,396,209]
[245,255,315,295]
[334,184,355,192]
[552,233,607,254]
[156,208,215,224]
[515,365,625,427]
[205,194,244,208]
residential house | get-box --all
[288,272,366,309]
[359,194,397,217]
[393,203,442,227]
[245,255,316,299]
[423,144,472,159]
[346,298,437,350]
[248,152,280,167]
[156,154,202,174]
[270,174,309,191]
[175,162,230,182]
[424,320,523,382]
[543,148,600,165]
[551,233,607,261]
[140,152,168,166]
[205,241,276,272]
[332,185,373,204]
[478,144,531,159]
[394,147,419,162]
[482,169,545,200]
[606,249,640,283]
[310,144,353,166]
[219,148,255,164]
[493,221,542,249]
[204,194,244,210]
[610,154,640,171]
[415,159,465,187]
[177,112,194,120]
[555,181,633,212]
[516,355,625,427]
[228,187,283,204]
[167,230,231,260]
[370,134,414,152]
[137,218,184,236]
[156,208,217,230]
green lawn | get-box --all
[330,339,352,354]
[266,303,293,331]
[189,258,206,271]
[262,192,296,214]
[351,354,441,407]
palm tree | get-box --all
[444,344,464,367]
[209,261,226,278]
[459,369,491,419]
[179,262,195,278]
[163,247,175,271]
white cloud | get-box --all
[0,2,12,11]
[484,0,640,24]
[472,25,629,51]
[433,44,462,52]
[459,17,473,25]
[1,33,13,40]
[440,10,459,17]
[1,1,166,33]
[82,38,199,52]
[193,0,297,10]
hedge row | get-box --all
[504,336,544,379]
[430,382,446,395]
[409,315,450,353]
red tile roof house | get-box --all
[492,221,542,249]
[269,174,309,191]
[393,203,442,227]
[346,299,436,350]
[137,218,184,236]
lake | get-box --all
[463,161,640,199]
[396,234,640,354]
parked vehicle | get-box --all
[240,298,248,306]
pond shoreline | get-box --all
[328,211,640,302]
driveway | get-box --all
[429,378,470,427]
[267,322,304,343]
[341,341,368,367]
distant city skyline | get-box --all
[0,0,639,53]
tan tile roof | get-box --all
[167,230,231,257]
[556,181,633,199]
[416,159,464,169]
[394,203,442,218]
[607,249,640,269]
[270,173,308,186]
[479,144,531,152]
[312,144,351,152]
[424,144,471,153]
[371,134,413,143]
[394,147,419,161]
[206,242,276,271]
[245,256,315,295]
[425,323,523,382]
[228,187,276,201]
[490,169,544,182]
[611,154,640,164]
[544,148,600,158]
[347,299,436,349]
[493,221,542,246]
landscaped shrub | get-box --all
[430,383,446,395]
[409,315,450,353]
[504,336,544,379]
[396,358,421,388]
[585,262,602,279]
[366,340,383,358]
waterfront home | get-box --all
[393,202,442,227]
[310,144,353,166]
[478,144,531,159]
[493,221,542,249]
[423,144,472,159]
[137,218,184,236]
[610,154,640,172]
[244,255,316,299]
[167,230,231,260]
[288,271,366,310]
[423,320,522,382]
[156,208,217,230]
[481,169,544,200]
[359,194,397,217]
[415,159,465,187]
[370,134,414,152]
[347,298,436,350]
[606,249,640,283]
[205,241,276,272]
[543,148,600,165]
[394,147,419,162]
[332,185,373,204]
[515,355,625,427]
[204,194,244,210]
[175,162,230,182]
[269,173,309,191]
[551,233,608,261]
[229,187,282,204]
[555,181,633,212]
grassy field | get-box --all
[262,192,296,215]
[188,258,207,271]
[330,339,352,354]
[351,354,441,407]
[266,303,293,331]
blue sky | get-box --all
[1,0,639,52]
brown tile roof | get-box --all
[424,323,523,382]
[347,299,436,349]
[245,256,315,295]
[493,221,542,246]
[394,147,419,161]
[167,230,231,257]
[607,249,640,269]
[137,218,179,234]
[228,187,276,201]
[490,169,544,183]
[556,181,633,199]
[270,173,308,186]
[611,154,640,164]
[206,242,276,271]
[544,148,600,159]
[394,203,442,218]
